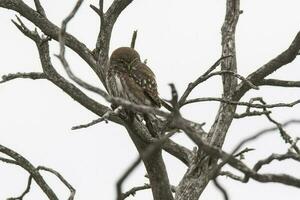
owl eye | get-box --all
[127,58,139,71]
[118,59,127,64]
[113,59,127,68]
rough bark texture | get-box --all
[1,1,300,200]
[125,119,174,200]
[175,1,240,199]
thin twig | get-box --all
[90,3,103,19]
[0,144,59,200]
[72,116,109,130]
[72,106,123,130]
[179,117,300,188]
[38,166,76,200]
[213,178,229,200]
[234,110,271,118]
[34,0,46,17]
[235,31,300,98]
[180,70,258,107]
[221,151,300,184]
[248,98,300,153]
[121,184,151,199]
[2,0,98,78]
[253,152,300,173]
[0,72,46,84]
[289,137,300,152]
[207,70,259,90]
[7,176,33,200]
[219,171,244,182]
[11,15,40,42]
[91,0,104,19]
[55,0,109,98]
[184,97,300,109]
[234,147,255,159]
[57,0,84,57]
[9,165,77,200]
[259,79,300,88]
[178,55,232,105]
[234,120,300,158]
[0,157,18,165]
[130,30,138,49]
[55,1,173,119]
[213,119,300,178]
[121,183,176,200]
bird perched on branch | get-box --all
[106,47,161,109]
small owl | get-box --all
[106,47,161,108]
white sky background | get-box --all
[0,0,300,199]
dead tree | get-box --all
[1,0,300,200]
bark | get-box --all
[2,1,300,200]
[125,119,174,200]
[0,144,59,200]
[175,1,240,199]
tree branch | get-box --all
[162,139,192,166]
[175,1,241,199]
[90,0,103,19]
[121,184,151,200]
[11,13,122,125]
[253,152,300,173]
[0,144,59,200]
[92,0,134,83]
[37,166,76,200]
[0,72,46,83]
[72,106,122,130]
[207,0,241,147]
[219,171,244,182]
[131,30,138,49]
[212,178,229,200]
[235,31,300,99]
[220,151,300,185]
[178,55,232,106]
[106,0,134,24]
[0,156,19,165]
[234,147,255,159]
[178,118,300,189]
[234,110,271,119]
[116,131,176,200]
[184,97,300,109]
[33,0,46,17]
[247,97,300,153]
[259,79,300,88]
[7,165,76,200]
[7,175,33,200]
[0,0,99,77]
[179,68,258,108]
[10,11,192,177]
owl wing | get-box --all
[106,65,150,105]
[130,63,161,107]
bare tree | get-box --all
[1,0,300,200]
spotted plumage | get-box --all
[106,47,161,108]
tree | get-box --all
[1,0,300,199]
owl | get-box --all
[106,47,161,108]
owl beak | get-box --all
[127,58,138,71]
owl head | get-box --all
[109,47,141,71]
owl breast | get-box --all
[106,69,152,106]
[106,69,124,98]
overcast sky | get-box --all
[1,0,300,199]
